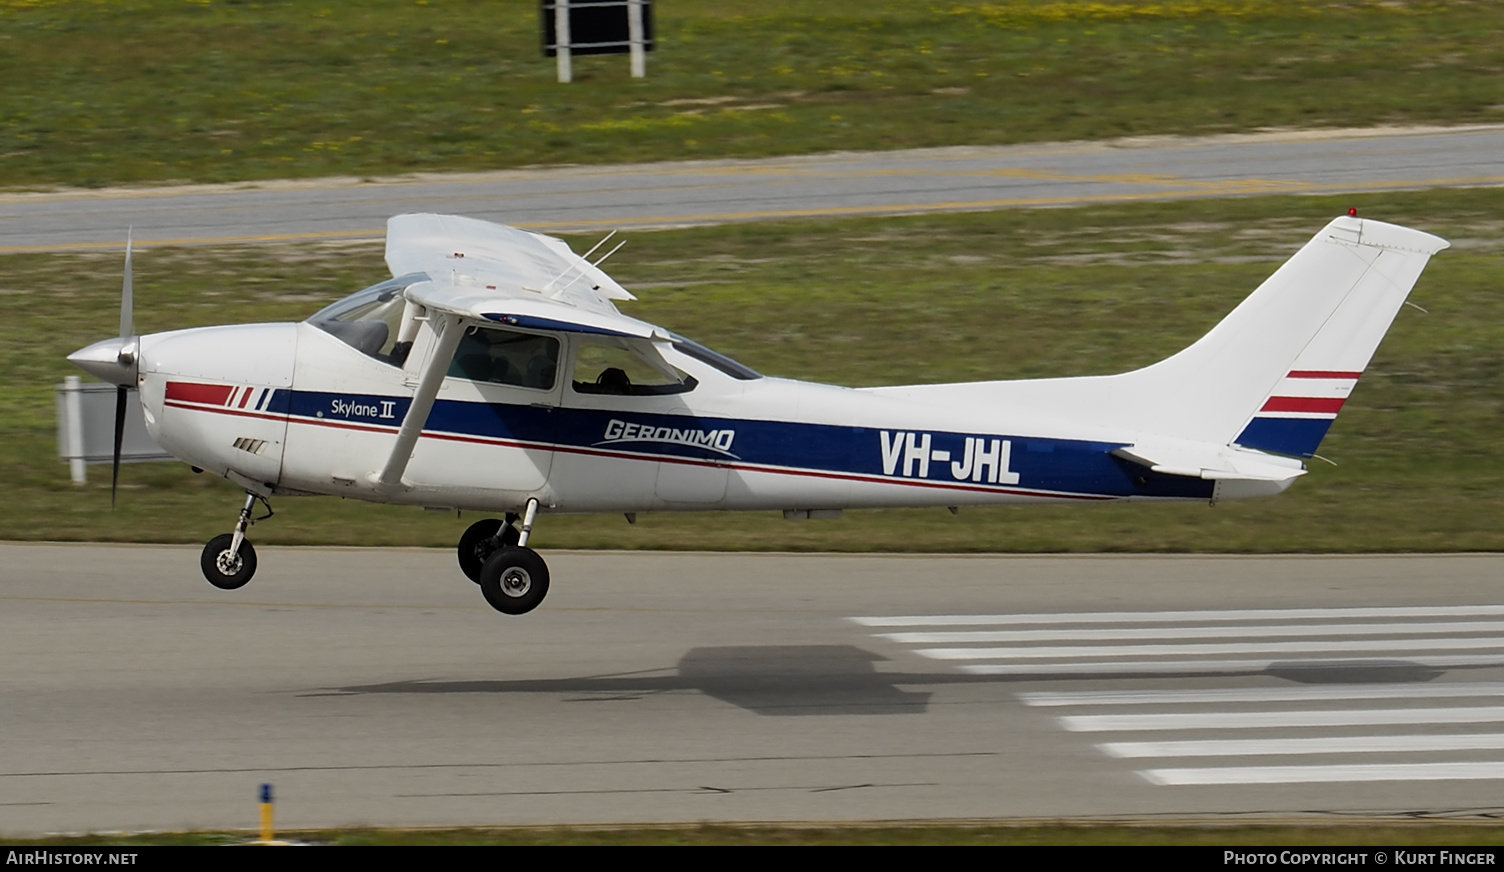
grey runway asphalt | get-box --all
[4,544,1504,835]
[4,124,1504,253]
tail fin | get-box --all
[1118,216,1448,454]
[867,216,1448,460]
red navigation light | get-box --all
[1348,207,1358,217]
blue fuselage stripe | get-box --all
[281,390,1213,501]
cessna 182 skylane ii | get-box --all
[69,212,1448,615]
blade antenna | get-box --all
[578,230,617,262]
[557,238,627,294]
[592,238,627,267]
[544,231,616,294]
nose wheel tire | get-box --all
[478,547,549,615]
[457,517,520,583]
[201,533,257,590]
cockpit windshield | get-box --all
[307,273,428,366]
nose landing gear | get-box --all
[465,498,550,615]
[201,492,271,590]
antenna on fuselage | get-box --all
[577,230,617,263]
[546,230,626,297]
[590,238,627,268]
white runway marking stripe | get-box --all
[859,605,1504,787]
[917,636,1504,661]
[850,605,1504,628]
[1101,733,1504,759]
[1020,683,1504,707]
[1062,706,1504,732]
[1142,761,1504,786]
[881,620,1504,645]
[961,654,1504,676]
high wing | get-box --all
[385,213,638,319]
[386,212,667,356]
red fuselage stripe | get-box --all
[165,382,234,405]
[164,401,285,423]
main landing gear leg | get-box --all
[201,492,270,590]
[478,497,550,615]
[456,512,520,583]
[516,498,538,547]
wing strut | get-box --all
[372,313,465,493]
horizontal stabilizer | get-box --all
[1111,443,1306,483]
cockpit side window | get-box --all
[307,273,427,366]
[448,326,560,391]
[570,337,696,396]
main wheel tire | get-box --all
[457,518,520,583]
[478,547,550,615]
[201,533,256,590]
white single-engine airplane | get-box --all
[69,213,1447,615]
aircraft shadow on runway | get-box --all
[321,646,1453,716]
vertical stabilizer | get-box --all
[1105,216,1448,453]
[863,216,1449,461]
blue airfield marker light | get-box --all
[259,783,274,843]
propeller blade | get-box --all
[111,231,134,507]
[111,385,127,509]
[119,229,133,341]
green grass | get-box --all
[5,187,1504,551]
[2,1,1503,188]
[6,822,1504,846]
